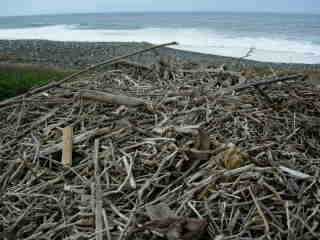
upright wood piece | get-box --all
[62,126,73,167]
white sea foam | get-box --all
[0,25,319,64]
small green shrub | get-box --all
[0,64,70,100]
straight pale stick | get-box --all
[62,126,73,168]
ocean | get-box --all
[0,12,319,64]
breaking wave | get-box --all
[0,24,319,64]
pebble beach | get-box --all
[1,40,320,71]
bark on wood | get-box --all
[81,90,149,107]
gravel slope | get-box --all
[0,40,319,71]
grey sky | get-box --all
[1,0,319,16]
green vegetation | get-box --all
[0,64,70,100]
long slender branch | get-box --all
[0,41,178,108]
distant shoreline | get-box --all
[0,39,319,71]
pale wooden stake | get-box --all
[94,139,103,240]
[62,126,73,167]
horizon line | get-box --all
[1,10,320,18]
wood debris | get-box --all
[0,43,320,240]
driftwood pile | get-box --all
[0,43,320,240]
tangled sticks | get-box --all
[0,43,320,240]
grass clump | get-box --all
[0,64,70,100]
